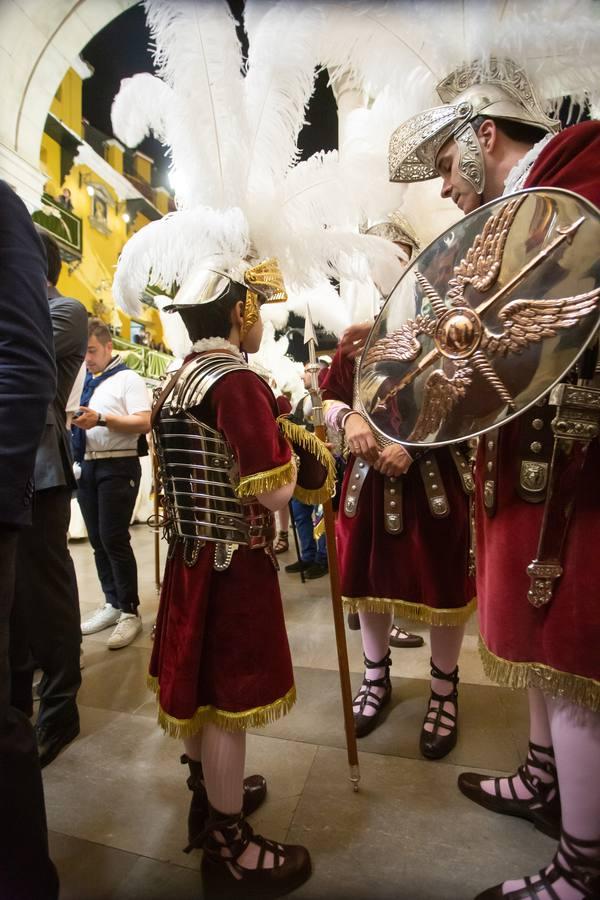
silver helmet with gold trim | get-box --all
[388,58,559,194]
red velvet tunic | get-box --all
[322,348,474,625]
[476,122,600,710]
[149,363,296,736]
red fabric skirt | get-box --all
[149,541,295,735]
[476,421,600,710]
[338,449,475,626]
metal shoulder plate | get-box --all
[168,352,249,414]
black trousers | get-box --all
[0,526,59,899]
[77,457,141,614]
[10,486,81,732]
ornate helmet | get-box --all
[362,211,421,258]
[163,258,287,340]
[388,58,560,194]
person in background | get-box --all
[10,230,87,769]
[56,187,73,212]
[0,179,59,899]
[73,319,151,649]
[284,360,329,579]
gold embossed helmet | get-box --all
[164,257,287,340]
[388,58,559,194]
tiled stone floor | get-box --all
[42,526,555,899]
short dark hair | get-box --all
[472,115,549,147]
[176,283,246,342]
[35,227,62,285]
[88,318,112,345]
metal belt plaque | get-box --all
[358,188,600,447]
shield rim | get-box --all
[358,186,600,449]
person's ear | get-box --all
[231,300,244,329]
[478,118,497,154]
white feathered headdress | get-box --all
[318,0,600,118]
[111,0,401,324]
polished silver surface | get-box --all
[358,188,600,447]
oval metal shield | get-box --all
[357,188,600,447]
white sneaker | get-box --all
[107,613,142,650]
[81,603,121,635]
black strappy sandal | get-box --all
[353,651,392,738]
[420,658,459,760]
[193,808,311,897]
[181,755,267,844]
[458,741,561,839]
[475,829,600,898]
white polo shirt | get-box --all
[85,368,151,453]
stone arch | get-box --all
[0,0,136,208]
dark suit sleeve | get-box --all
[50,297,88,363]
[0,181,56,526]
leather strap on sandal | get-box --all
[354,652,391,716]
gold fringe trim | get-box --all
[277,416,337,505]
[146,676,297,737]
[236,460,296,498]
[343,594,477,627]
[479,639,600,712]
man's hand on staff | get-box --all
[344,412,379,465]
[339,321,373,360]
[373,444,413,477]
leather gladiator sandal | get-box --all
[195,807,312,897]
[273,531,289,554]
[181,755,267,845]
[353,651,392,738]
[458,741,561,839]
[475,829,600,898]
[420,659,459,760]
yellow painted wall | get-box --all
[41,68,169,347]
[50,68,83,137]
[40,133,62,198]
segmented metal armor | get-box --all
[153,353,275,569]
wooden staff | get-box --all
[304,307,360,791]
[150,436,161,595]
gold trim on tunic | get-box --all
[343,594,477,627]
[147,677,296,737]
[236,460,296,498]
[479,638,600,712]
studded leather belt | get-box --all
[516,398,553,503]
[482,429,499,517]
[344,457,369,517]
[418,454,450,518]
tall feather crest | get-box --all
[243,2,323,192]
[143,0,247,208]
[113,207,249,316]
[320,0,600,115]
[111,73,172,148]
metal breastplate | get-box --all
[153,353,274,549]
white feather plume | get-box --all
[320,0,600,115]
[243,1,323,192]
[155,296,192,359]
[249,321,304,402]
[111,73,172,148]
[143,0,247,208]
[113,206,249,316]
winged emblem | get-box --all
[361,191,600,440]
[481,291,600,356]
[446,195,524,304]
[363,315,436,364]
[408,366,472,442]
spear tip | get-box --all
[303,305,318,347]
